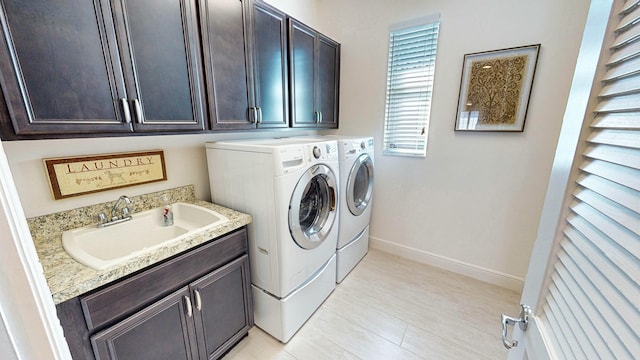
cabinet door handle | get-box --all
[257,107,263,124]
[248,107,256,124]
[120,98,132,124]
[314,112,319,123]
[194,289,202,311]
[132,99,143,124]
[184,296,192,317]
[319,111,323,123]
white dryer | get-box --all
[333,136,374,283]
[205,137,340,343]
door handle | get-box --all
[194,289,202,311]
[257,107,263,124]
[501,304,531,349]
[119,98,131,124]
[249,107,258,124]
[132,99,143,124]
[184,296,193,317]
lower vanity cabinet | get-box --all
[91,287,197,360]
[91,256,251,360]
[56,227,253,360]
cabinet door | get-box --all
[316,35,340,129]
[91,287,197,360]
[191,255,252,360]
[288,18,317,127]
[251,1,288,128]
[0,0,131,135]
[200,0,255,130]
[111,0,206,132]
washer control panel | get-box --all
[304,141,338,163]
[342,137,374,158]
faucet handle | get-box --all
[121,207,131,218]
[96,212,107,225]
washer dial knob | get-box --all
[312,146,321,159]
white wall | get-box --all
[317,0,591,288]
[266,0,318,27]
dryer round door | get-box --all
[347,154,374,216]
[289,164,338,250]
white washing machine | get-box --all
[333,136,374,283]
[205,137,340,343]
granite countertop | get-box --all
[28,185,252,304]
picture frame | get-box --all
[454,44,540,132]
[44,150,167,199]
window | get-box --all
[383,16,440,157]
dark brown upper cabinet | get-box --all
[199,0,288,130]
[288,18,340,129]
[250,1,289,129]
[0,0,206,138]
[111,0,207,132]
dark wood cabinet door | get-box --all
[191,255,252,360]
[111,0,206,132]
[0,0,131,135]
[200,0,255,130]
[251,1,288,129]
[288,19,317,127]
[317,35,340,128]
[91,287,197,360]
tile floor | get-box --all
[223,249,521,359]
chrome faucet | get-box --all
[97,195,133,227]
[111,195,132,220]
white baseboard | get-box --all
[369,236,524,292]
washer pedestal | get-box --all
[336,226,369,283]
[252,254,336,343]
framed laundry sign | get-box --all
[44,150,167,199]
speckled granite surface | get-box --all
[28,185,252,304]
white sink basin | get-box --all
[62,202,229,270]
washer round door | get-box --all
[289,164,338,250]
[347,154,374,216]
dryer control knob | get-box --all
[312,146,321,159]
[360,141,366,150]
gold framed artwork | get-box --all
[455,44,540,132]
[44,150,167,199]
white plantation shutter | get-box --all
[383,16,440,157]
[539,0,640,358]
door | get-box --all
[199,0,255,130]
[91,287,197,360]
[251,1,289,128]
[289,19,317,127]
[347,153,374,216]
[288,18,340,129]
[316,34,340,129]
[503,0,640,358]
[289,164,338,249]
[0,0,131,135]
[111,0,206,132]
[191,255,252,360]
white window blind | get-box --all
[540,0,640,358]
[383,17,440,157]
